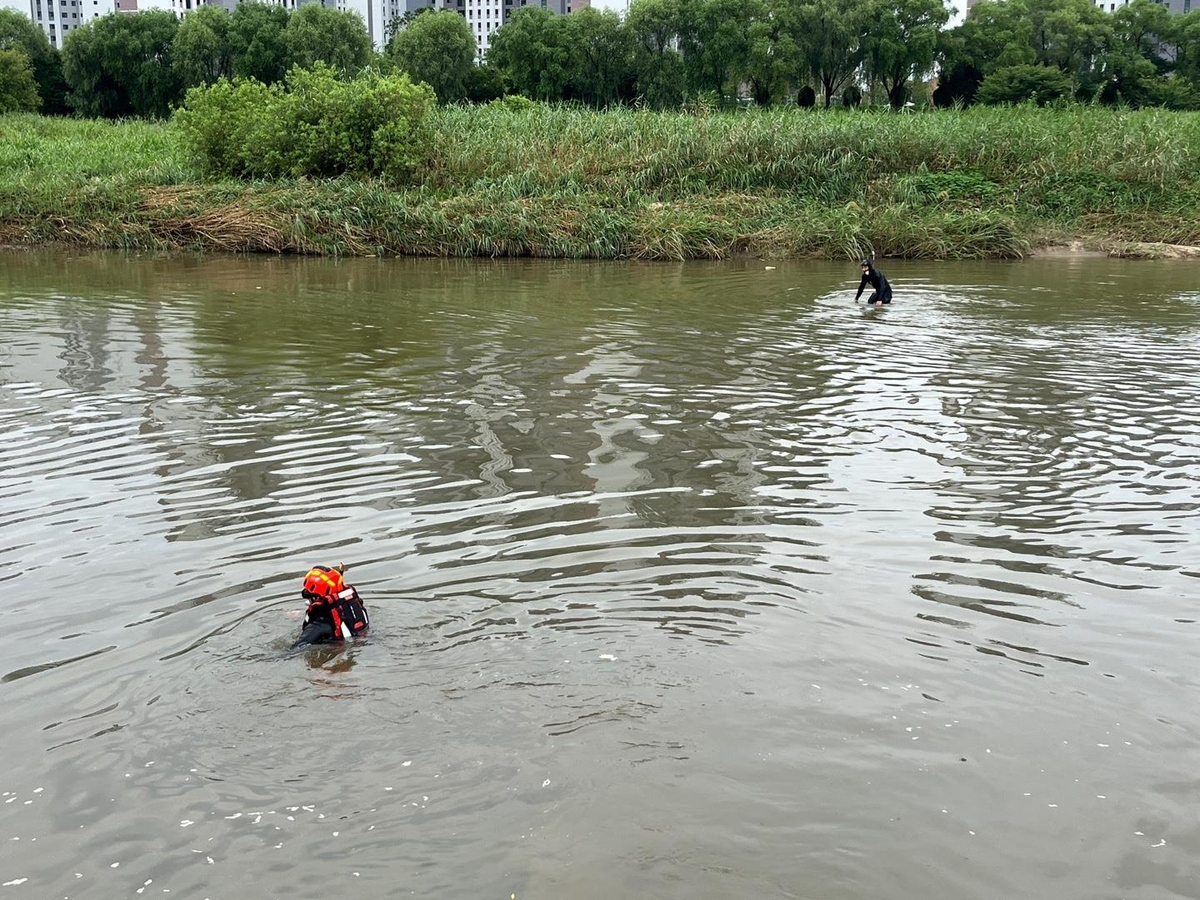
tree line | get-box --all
[0,3,375,117]
[2,0,1199,117]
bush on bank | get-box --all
[173,64,436,180]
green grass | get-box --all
[2,105,1199,259]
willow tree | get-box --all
[284,4,372,73]
[626,0,686,109]
[0,8,67,113]
[487,7,572,101]
[675,0,764,97]
[61,10,182,118]
[388,9,476,103]
[793,0,871,108]
[228,2,290,84]
[863,0,948,108]
[172,4,233,88]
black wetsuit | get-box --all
[856,267,892,304]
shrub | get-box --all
[976,65,1072,106]
[173,77,277,176]
[490,93,534,111]
[174,63,436,180]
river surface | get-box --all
[1,250,1199,900]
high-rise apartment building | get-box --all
[1093,0,1190,11]
[1,0,111,48]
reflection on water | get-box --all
[1,250,1199,900]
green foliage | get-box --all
[896,171,1001,204]
[172,5,233,88]
[976,64,1072,105]
[172,77,279,176]
[62,11,182,119]
[490,6,637,106]
[173,63,436,180]
[954,0,1037,73]
[932,62,982,107]
[439,0,1200,112]
[6,105,1200,258]
[484,7,562,101]
[1177,10,1200,90]
[626,0,686,109]
[465,64,508,103]
[939,0,1115,104]
[0,48,40,113]
[1112,0,1173,71]
[228,2,290,85]
[489,6,634,105]
[0,113,188,230]
[561,9,635,106]
[0,9,66,114]
[1098,0,1192,108]
[792,0,871,108]
[935,0,1033,107]
[625,0,684,107]
[491,93,535,111]
[284,5,372,73]
[675,0,763,98]
[1026,0,1111,86]
[388,10,476,104]
[863,0,948,109]
[742,0,795,106]
[384,7,430,45]
[1025,171,1154,216]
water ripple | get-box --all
[3,256,1200,900]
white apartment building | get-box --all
[1,0,112,48]
[968,0,1190,14]
[1094,0,1192,10]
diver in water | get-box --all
[855,259,893,305]
[294,563,369,646]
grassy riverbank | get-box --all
[2,106,1199,259]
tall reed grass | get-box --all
[2,106,1198,259]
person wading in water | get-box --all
[294,563,369,646]
[855,259,893,306]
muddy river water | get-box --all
[1,251,1198,900]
